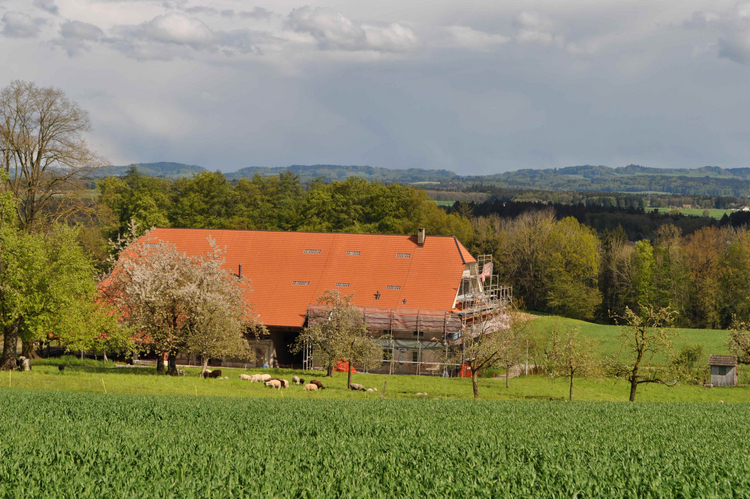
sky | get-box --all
[2,0,750,175]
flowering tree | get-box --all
[103,229,260,375]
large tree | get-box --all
[0,223,113,369]
[103,230,258,375]
[0,80,103,232]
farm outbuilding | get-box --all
[138,227,511,374]
[708,355,738,387]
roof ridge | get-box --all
[152,227,461,239]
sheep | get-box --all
[239,374,253,381]
[366,388,377,392]
[268,378,289,388]
[177,369,186,376]
[310,380,326,390]
[58,365,65,373]
[204,369,222,379]
[260,374,271,382]
[293,375,300,385]
[415,392,428,396]
[265,379,282,390]
[349,383,366,391]
[304,383,318,391]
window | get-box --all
[292,281,310,286]
[412,351,421,362]
[346,251,360,256]
[396,253,411,258]
[413,330,421,337]
[335,283,350,287]
[386,285,401,290]
[304,249,321,254]
[458,279,474,297]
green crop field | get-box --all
[1,389,748,498]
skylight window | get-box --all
[335,283,350,287]
[396,253,411,258]
[292,281,310,286]
[386,285,401,290]
[346,251,360,256]
[304,249,321,254]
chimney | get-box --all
[238,264,243,278]
[417,228,426,246]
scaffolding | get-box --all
[302,254,512,376]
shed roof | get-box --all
[708,355,737,366]
[144,228,474,328]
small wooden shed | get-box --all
[708,355,738,387]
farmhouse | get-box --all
[144,227,510,374]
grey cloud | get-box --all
[182,6,273,20]
[513,11,559,45]
[445,26,509,50]
[285,6,417,52]
[33,0,58,15]
[55,20,104,56]
[238,7,273,20]
[2,11,43,38]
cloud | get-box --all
[2,11,42,38]
[55,20,104,56]
[285,6,417,52]
[710,3,750,65]
[238,7,273,20]
[183,6,273,20]
[683,11,721,29]
[513,11,557,44]
[33,0,58,15]
[105,12,264,60]
[445,26,509,50]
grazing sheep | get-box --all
[310,379,326,390]
[58,365,65,373]
[293,375,300,385]
[349,383,366,391]
[265,379,282,389]
[268,378,289,389]
[304,383,318,391]
[239,374,253,381]
[177,369,186,376]
[204,370,222,379]
[366,388,377,392]
[260,374,271,382]
[415,392,428,396]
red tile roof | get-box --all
[145,228,475,328]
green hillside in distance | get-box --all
[98,162,750,197]
[101,162,207,178]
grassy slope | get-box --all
[645,207,733,219]
[5,363,750,402]
[528,315,731,362]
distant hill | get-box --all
[224,164,457,182]
[100,162,207,178]
[97,161,750,196]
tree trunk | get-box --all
[326,362,334,377]
[0,322,19,371]
[629,375,638,402]
[471,369,479,398]
[569,371,574,401]
[156,351,165,374]
[505,366,510,388]
[167,351,178,376]
[103,352,108,363]
[201,358,209,377]
[21,339,37,359]
[347,359,352,389]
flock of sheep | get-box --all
[238,373,326,392]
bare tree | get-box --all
[460,305,529,399]
[102,229,260,375]
[545,326,600,401]
[0,80,104,232]
[613,306,677,401]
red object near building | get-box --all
[461,364,473,378]
[334,359,357,373]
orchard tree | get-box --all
[103,229,259,375]
[728,317,750,365]
[460,305,529,398]
[0,80,104,232]
[292,290,380,384]
[613,306,677,401]
[545,326,600,401]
